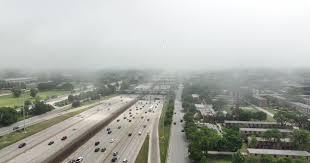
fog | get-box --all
[1,0,310,70]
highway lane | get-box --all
[166,85,191,163]
[0,95,137,163]
[63,95,164,163]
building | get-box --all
[247,137,293,150]
[290,102,310,114]
[195,104,215,121]
[224,120,287,129]
[240,128,293,137]
[247,148,310,161]
[252,95,268,107]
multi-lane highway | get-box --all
[0,95,137,163]
[63,95,164,163]
[166,85,191,163]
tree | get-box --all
[30,88,38,98]
[11,88,22,97]
[0,107,18,126]
[68,95,75,103]
[249,135,258,148]
[30,101,52,115]
[291,129,310,151]
[254,111,267,121]
[232,151,245,163]
[274,111,290,127]
[199,156,208,163]
[72,100,81,108]
[212,98,227,111]
[262,129,282,142]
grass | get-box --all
[0,90,69,108]
[207,155,232,163]
[0,102,99,150]
[135,135,149,163]
[158,97,173,163]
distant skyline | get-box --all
[1,0,310,70]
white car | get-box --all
[110,139,115,143]
[75,157,83,163]
[138,131,142,135]
[123,159,128,163]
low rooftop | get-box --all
[224,120,279,125]
[247,148,310,157]
[240,128,293,133]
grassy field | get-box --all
[135,135,149,163]
[0,90,69,108]
[0,102,99,150]
[207,155,232,163]
[158,97,172,163]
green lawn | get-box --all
[0,90,69,108]
[135,135,149,163]
[159,97,172,163]
[0,102,99,150]
[207,155,232,163]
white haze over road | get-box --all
[1,0,310,70]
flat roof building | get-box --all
[240,128,293,137]
[247,148,310,160]
[224,120,287,129]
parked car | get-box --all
[61,136,67,140]
[95,141,100,146]
[18,142,26,148]
[94,147,100,152]
[101,148,106,152]
[113,152,119,156]
[48,141,54,145]
[128,133,132,137]
[111,157,117,162]
[75,157,83,163]
[12,126,19,130]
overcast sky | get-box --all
[1,0,310,70]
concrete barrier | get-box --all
[44,95,143,163]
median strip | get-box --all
[135,134,150,163]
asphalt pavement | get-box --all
[166,84,191,163]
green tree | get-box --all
[262,129,282,142]
[232,151,245,163]
[30,88,38,98]
[249,135,258,148]
[291,129,310,151]
[0,107,18,126]
[11,88,22,97]
[199,156,208,163]
[68,95,75,103]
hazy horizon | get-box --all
[1,0,310,70]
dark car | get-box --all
[147,119,150,121]
[173,122,176,125]
[181,129,185,132]
[145,112,147,114]
[128,120,132,122]
[95,141,100,146]
[13,126,19,130]
[113,152,119,156]
[111,157,117,162]
[128,133,132,137]
[180,120,183,122]
[143,125,147,128]
[94,147,100,152]
[117,119,120,122]
[108,131,112,134]
[123,117,127,119]
[18,142,26,148]
[118,126,121,129]
[48,141,54,145]
[107,128,111,131]
[101,148,106,152]
[61,136,67,140]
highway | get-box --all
[0,95,138,163]
[63,95,164,163]
[166,84,191,163]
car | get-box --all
[48,141,54,145]
[181,129,185,132]
[174,112,176,114]
[173,122,176,125]
[145,112,147,114]
[147,119,150,121]
[13,126,19,130]
[68,159,76,163]
[108,131,112,134]
[138,131,142,135]
[107,128,111,131]
[95,141,100,146]
[61,136,67,140]
[111,157,117,162]
[118,126,121,129]
[18,142,26,148]
[128,133,132,137]
[128,120,132,122]
[113,152,119,156]
[124,117,127,119]
[101,148,106,152]
[132,117,135,119]
[123,159,128,163]
[130,115,132,117]
[110,139,115,143]
[117,119,120,122]
[129,112,132,115]
[75,157,83,163]
[180,120,183,122]
[143,125,147,128]
[141,116,144,119]
[94,147,100,152]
